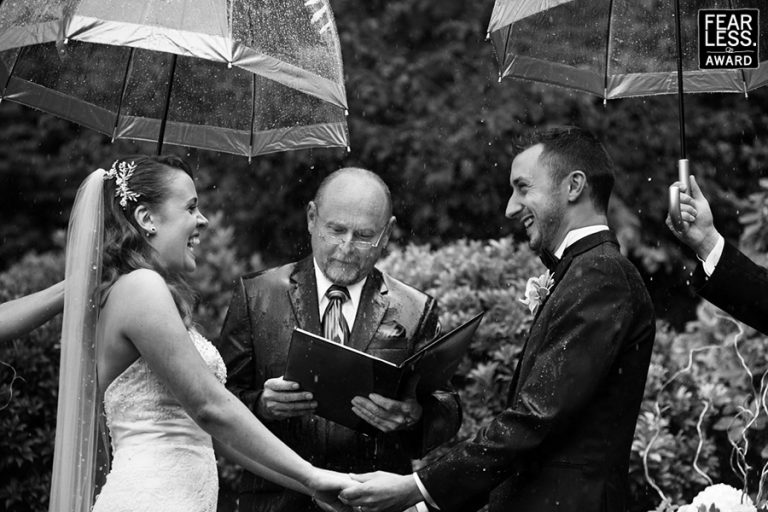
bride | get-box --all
[48,155,353,512]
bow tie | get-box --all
[539,248,560,272]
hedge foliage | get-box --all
[5,217,768,511]
[0,252,64,512]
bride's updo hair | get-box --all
[99,155,196,324]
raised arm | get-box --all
[0,280,64,343]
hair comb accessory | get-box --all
[104,160,140,209]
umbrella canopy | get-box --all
[488,0,768,100]
[488,0,768,226]
[0,0,349,158]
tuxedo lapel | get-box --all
[348,269,388,352]
[288,257,322,334]
[510,231,620,396]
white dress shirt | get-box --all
[700,234,725,277]
[553,224,609,259]
[313,259,366,336]
[314,263,430,512]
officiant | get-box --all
[216,167,461,512]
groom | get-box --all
[340,127,656,512]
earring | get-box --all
[145,227,156,237]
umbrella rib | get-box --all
[500,25,513,81]
[249,73,256,162]
[602,0,615,102]
[157,53,178,156]
[1,46,27,101]
[112,47,135,143]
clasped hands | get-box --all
[258,376,422,431]
[313,470,423,512]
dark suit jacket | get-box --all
[217,256,461,512]
[418,231,655,512]
[693,241,768,334]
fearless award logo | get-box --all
[699,9,759,69]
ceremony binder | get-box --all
[284,311,485,432]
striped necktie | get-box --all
[322,285,350,344]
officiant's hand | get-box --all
[257,376,317,420]
[350,394,422,432]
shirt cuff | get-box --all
[413,473,439,510]
[414,502,429,512]
[700,234,724,277]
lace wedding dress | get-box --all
[92,330,226,512]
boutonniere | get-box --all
[519,270,554,315]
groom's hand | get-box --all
[339,471,422,512]
[257,376,317,420]
[313,492,353,512]
[350,394,422,432]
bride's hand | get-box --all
[309,468,356,512]
[308,467,357,492]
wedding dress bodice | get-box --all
[92,330,226,512]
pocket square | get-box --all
[378,321,407,340]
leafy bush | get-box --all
[380,238,768,512]
[633,302,768,512]
[0,252,64,512]
[6,221,768,512]
[379,238,541,455]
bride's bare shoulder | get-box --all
[107,269,172,307]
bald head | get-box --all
[307,167,395,285]
[314,167,393,221]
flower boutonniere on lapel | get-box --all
[519,270,555,315]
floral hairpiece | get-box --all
[104,160,140,209]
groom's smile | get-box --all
[506,144,567,255]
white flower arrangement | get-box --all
[676,484,756,512]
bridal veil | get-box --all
[49,169,108,512]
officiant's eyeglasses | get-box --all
[315,214,388,250]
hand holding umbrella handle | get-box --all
[668,159,690,230]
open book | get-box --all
[284,311,485,432]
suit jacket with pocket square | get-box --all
[217,256,462,512]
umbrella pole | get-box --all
[673,0,687,162]
[669,0,690,230]
[157,54,178,155]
